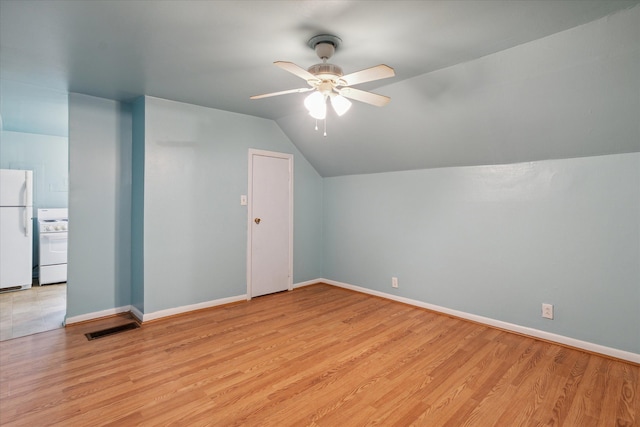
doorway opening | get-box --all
[0,81,68,340]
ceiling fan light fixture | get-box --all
[304,91,327,120]
[308,105,327,120]
[314,42,335,61]
[330,94,352,116]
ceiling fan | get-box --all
[250,35,395,126]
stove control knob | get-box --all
[45,226,52,231]
[55,225,61,231]
[62,224,67,231]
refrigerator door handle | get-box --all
[25,170,33,206]
[24,171,32,237]
[24,208,31,237]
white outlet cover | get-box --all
[542,303,554,319]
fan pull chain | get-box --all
[312,117,327,136]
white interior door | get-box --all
[248,149,293,298]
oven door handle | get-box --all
[41,233,68,241]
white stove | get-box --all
[38,209,68,285]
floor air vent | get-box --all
[85,322,139,340]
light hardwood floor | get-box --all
[0,284,637,426]
[0,283,66,341]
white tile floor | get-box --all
[0,283,66,341]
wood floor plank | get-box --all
[0,284,638,426]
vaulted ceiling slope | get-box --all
[1,1,638,176]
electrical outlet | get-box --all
[542,303,554,319]
[392,277,398,288]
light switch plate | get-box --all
[240,195,247,206]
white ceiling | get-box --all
[1,0,638,176]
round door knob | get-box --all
[254,218,261,224]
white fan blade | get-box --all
[274,61,319,83]
[250,87,314,100]
[340,64,395,86]
[337,87,391,107]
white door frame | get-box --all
[246,149,293,300]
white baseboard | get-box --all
[65,305,132,325]
[318,278,640,364]
[293,279,322,289]
[130,305,144,322]
[65,294,247,324]
[141,294,247,322]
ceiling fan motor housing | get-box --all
[307,63,344,80]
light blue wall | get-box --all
[65,93,323,319]
[140,96,323,313]
[67,93,132,317]
[0,79,68,138]
[0,130,68,209]
[323,153,640,353]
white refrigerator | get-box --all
[0,169,33,291]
